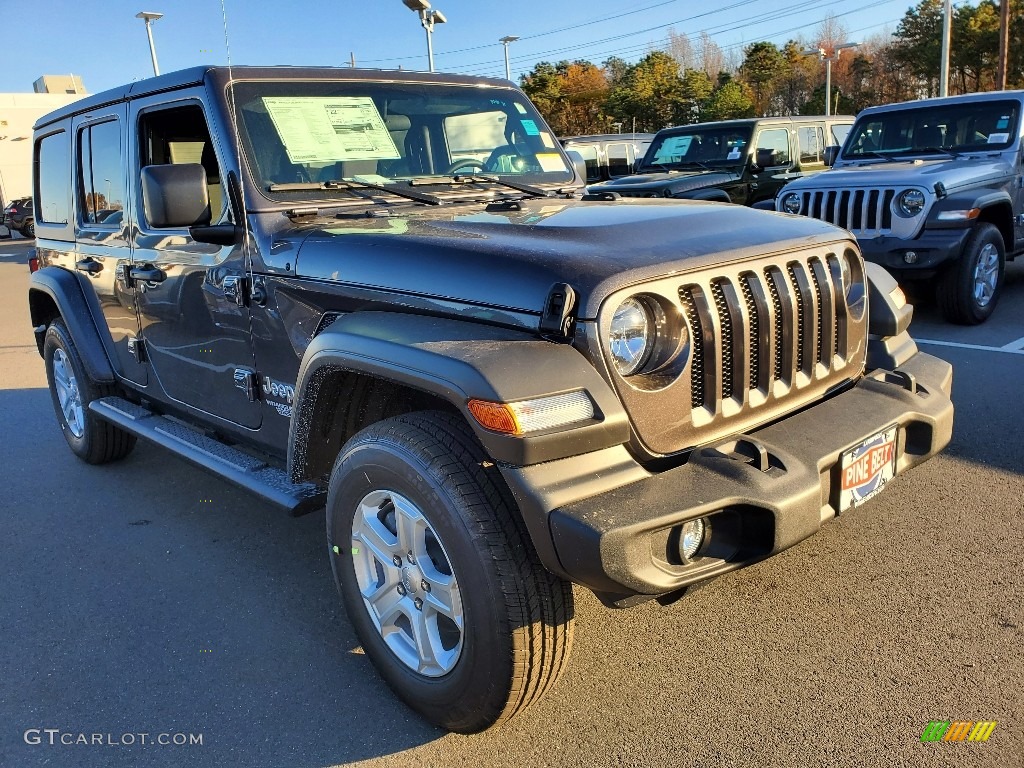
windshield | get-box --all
[230,80,573,201]
[639,126,752,170]
[842,100,1020,159]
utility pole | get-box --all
[997,0,1010,90]
[939,0,952,97]
[349,52,356,68]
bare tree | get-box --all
[697,32,725,78]
[666,29,695,72]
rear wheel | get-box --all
[22,220,35,238]
[326,411,574,733]
[43,319,136,464]
[937,223,1004,324]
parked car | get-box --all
[588,116,853,206]
[560,133,655,182]
[28,65,951,733]
[776,90,1024,324]
[3,196,34,237]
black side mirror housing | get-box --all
[824,145,840,167]
[140,163,211,229]
[564,150,588,184]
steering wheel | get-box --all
[483,145,539,174]
[446,158,487,174]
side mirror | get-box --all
[748,160,763,175]
[824,145,840,167]
[564,150,587,184]
[140,164,211,229]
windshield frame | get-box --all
[840,99,1021,162]
[638,124,754,172]
[227,78,575,206]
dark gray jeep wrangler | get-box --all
[28,66,953,733]
[777,90,1024,324]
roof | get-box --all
[859,89,1024,116]
[654,115,855,136]
[33,65,517,131]
[561,133,656,144]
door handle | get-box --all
[76,258,103,275]
[129,264,166,283]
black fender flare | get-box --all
[288,311,630,480]
[28,266,116,383]
[674,188,731,203]
[928,189,1013,222]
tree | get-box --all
[680,68,714,123]
[521,60,609,136]
[605,51,686,131]
[704,81,755,120]
[740,42,786,115]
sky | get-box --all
[1,0,924,95]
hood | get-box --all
[793,155,1013,192]
[290,197,851,320]
[590,170,740,196]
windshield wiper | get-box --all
[849,150,897,163]
[895,147,961,159]
[267,179,444,206]
[411,174,553,198]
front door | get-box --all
[128,94,261,429]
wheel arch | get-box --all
[287,311,630,485]
[29,267,116,384]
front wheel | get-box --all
[326,411,574,733]
[936,222,1005,324]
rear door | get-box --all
[127,93,261,429]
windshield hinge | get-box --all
[581,191,620,202]
[285,207,320,219]
[539,282,577,341]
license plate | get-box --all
[839,425,898,511]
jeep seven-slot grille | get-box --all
[678,253,851,414]
[794,188,895,236]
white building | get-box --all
[1,77,88,205]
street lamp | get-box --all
[135,11,164,77]
[402,0,446,73]
[499,35,519,81]
[802,42,857,116]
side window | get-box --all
[36,131,70,225]
[567,144,599,182]
[606,143,630,177]
[78,120,125,226]
[798,126,824,164]
[138,104,224,227]
[754,128,791,167]
[831,123,852,146]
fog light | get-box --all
[904,251,918,264]
[679,518,706,561]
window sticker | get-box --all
[536,153,566,172]
[262,97,400,163]
[988,132,1010,143]
[727,148,741,160]
[520,119,541,136]
[997,116,1010,129]
[539,132,555,149]
[514,102,528,114]
[653,135,693,161]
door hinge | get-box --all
[233,368,259,402]
[223,274,249,307]
[127,336,147,363]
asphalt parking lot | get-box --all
[0,235,1021,768]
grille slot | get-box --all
[797,187,897,236]
[740,274,760,391]
[680,288,706,409]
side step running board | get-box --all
[89,396,325,516]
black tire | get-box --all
[326,411,574,733]
[22,219,35,238]
[936,222,1005,325]
[43,319,136,464]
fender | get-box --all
[675,188,731,203]
[28,266,116,384]
[288,311,630,479]
[927,189,1014,227]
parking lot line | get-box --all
[915,338,1024,355]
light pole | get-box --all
[939,0,952,96]
[402,0,446,73]
[135,11,163,77]
[802,43,857,116]
[499,35,519,81]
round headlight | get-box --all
[781,192,802,214]
[897,189,926,217]
[609,297,655,376]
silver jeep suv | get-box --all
[777,91,1024,324]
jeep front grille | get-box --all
[596,245,868,456]
[790,188,896,236]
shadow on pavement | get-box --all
[0,386,444,768]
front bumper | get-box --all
[858,227,970,271]
[501,350,953,606]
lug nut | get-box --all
[414,597,423,611]
[392,555,402,567]
[420,580,431,593]
[397,584,407,596]
[407,551,416,564]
